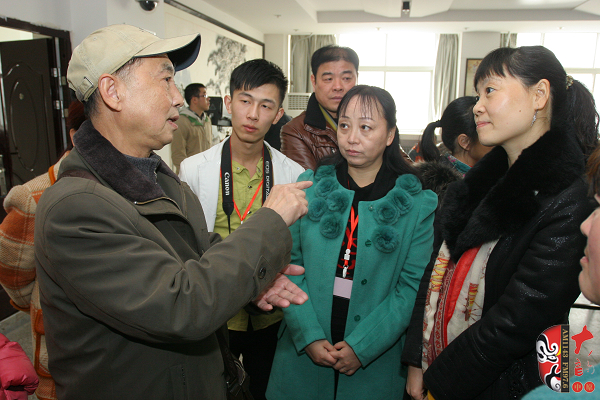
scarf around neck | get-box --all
[335,160,397,207]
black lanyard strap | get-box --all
[220,137,273,233]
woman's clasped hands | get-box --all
[304,339,362,376]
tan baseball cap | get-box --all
[67,24,201,102]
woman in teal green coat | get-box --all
[267,86,437,400]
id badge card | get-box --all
[333,277,353,299]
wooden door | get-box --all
[0,38,60,320]
[0,39,58,188]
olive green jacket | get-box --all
[171,107,212,174]
[35,120,291,400]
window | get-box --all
[339,32,437,135]
[517,32,600,106]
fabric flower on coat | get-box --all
[320,213,343,239]
[327,190,349,213]
[373,226,400,253]
[398,174,422,195]
[308,198,327,221]
[391,189,414,215]
[315,177,338,198]
[374,201,401,225]
[314,164,335,183]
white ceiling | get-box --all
[179,0,600,35]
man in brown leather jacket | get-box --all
[280,45,358,171]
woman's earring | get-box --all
[531,110,538,127]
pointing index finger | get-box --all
[293,180,313,190]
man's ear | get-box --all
[224,95,232,114]
[533,79,550,111]
[98,74,123,112]
[272,107,285,125]
[310,74,316,91]
[457,133,472,151]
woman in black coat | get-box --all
[403,46,599,400]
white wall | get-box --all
[159,5,264,165]
[264,34,289,78]
[107,0,166,38]
[459,31,501,96]
[0,0,265,164]
[68,1,109,47]
[0,27,33,41]
[0,0,71,33]
[0,0,263,51]
[176,0,263,44]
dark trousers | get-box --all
[229,320,281,400]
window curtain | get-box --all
[433,34,459,119]
[290,34,336,93]
[500,33,517,48]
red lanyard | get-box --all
[234,180,263,223]
[221,138,272,233]
[342,206,359,278]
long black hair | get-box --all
[420,96,478,162]
[318,85,420,178]
[474,46,599,158]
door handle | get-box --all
[0,155,7,196]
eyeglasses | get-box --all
[196,94,209,99]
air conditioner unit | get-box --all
[283,93,311,118]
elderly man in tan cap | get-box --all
[34,24,310,400]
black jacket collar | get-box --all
[440,125,585,261]
[71,120,180,203]
[304,93,334,130]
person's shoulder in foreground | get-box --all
[523,144,600,400]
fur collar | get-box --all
[440,125,585,261]
[72,120,180,203]
[304,93,330,130]
[415,160,462,201]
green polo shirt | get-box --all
[214,157,283,331]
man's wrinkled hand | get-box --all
[254,264,308,311]
[263,181,312,227]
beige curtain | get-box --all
[433,34,459,119]
[290,34,336,93]
[500,33,517,48]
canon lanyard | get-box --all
[220,137,273,233]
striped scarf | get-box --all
[422,239,498,370]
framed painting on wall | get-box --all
[465,58,482,96]
[164,1,264,100]
[159,2,265,167]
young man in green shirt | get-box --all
[179,59,304,399]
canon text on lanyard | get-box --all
[220,137,273,233]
